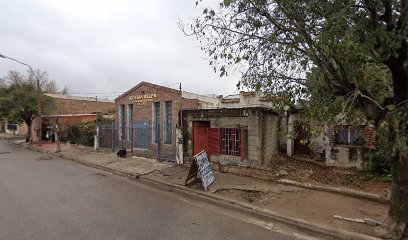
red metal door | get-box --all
[193,121,210,155]
[207,128,220,159]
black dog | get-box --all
[117,148,127,158]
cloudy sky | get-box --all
[0,0,240,99]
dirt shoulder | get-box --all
[146,165,389,238]
[267,155,391,197]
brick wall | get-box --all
[47,115,97,125]
[114,82,199,147]
[45,98,115,115]
[182,99,199,111]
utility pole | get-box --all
[56,116,61,153]
[177,82,184,165]
[180,83,183,130]
[55,103,61,153]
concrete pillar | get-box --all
[247,110,262,166]
[287,113,295,157]
[176,127,183,165]
[94,125,100,152]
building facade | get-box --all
[31,93,115,142]
[182,107,279,167]
[112,82,218,160]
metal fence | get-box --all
[97,121,177,162]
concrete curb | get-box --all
[9,140,388,204]
[277,179,390,204]
[9,142,383,240]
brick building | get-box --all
[31,94,115,142]
[111,82,218,159]
[42,93,115,124]
[44,93,115,115]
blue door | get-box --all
[135,121,150,149]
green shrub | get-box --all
[62,121,96,147]
[365,123,392,176]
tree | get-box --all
[183,0,408,238]
[0,82,45,141]
[5,70,70,95]
[0,70,67,141]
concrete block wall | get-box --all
[182,108,279,168]
[278,116,288,152]
[263,113,279,164]
[325,145,365,170]
[212,116,248,128]
[247,110,263,166]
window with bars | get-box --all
[221,128,241,156]
[164,101,172,144]
[335,126,358,145]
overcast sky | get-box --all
[0,0,240,99]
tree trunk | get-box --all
[56,123,61,153]
[384,42,408,238]
[387,153,408,239]
[378,37,408,238]
[26,121,32,143]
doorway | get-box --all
[193,121,210,155]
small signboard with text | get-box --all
[185,150,214,191]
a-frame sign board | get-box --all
[184,150,214,191]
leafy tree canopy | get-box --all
[183,0,408,237]
[0,70,67,140]
[182,0,407,124]
[3,70,69,95]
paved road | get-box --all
[0,141,294,240]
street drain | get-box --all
[0,151,10,154]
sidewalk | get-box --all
[7,138,389,239]
[10,139,171,176]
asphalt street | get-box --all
[0,141,294,240]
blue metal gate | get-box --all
[135,121,150,149]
